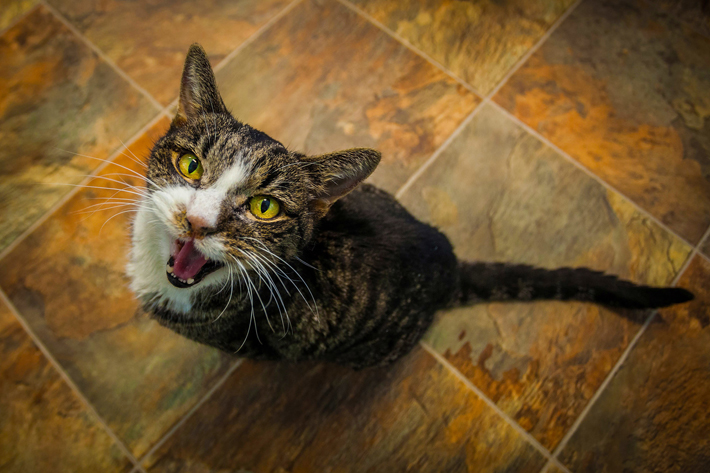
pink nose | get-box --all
[186,214,214,235]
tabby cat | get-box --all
[127,44,693,369]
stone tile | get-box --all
[0,0,38,30]
[144,348,546,473]
[494,0,710,244]
[656,0,710,36]
[399,104,692,450]
[701,237,710,259]
[0,6,157,252]
[0,299,133,472]
[559,255,710,472]
[216,0,480,194]
[349,0,577,95]
[47,0,293,105]
[0,118,235,459]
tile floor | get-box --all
[1,0,708,471]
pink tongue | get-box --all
[173,239,207,280]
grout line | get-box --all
[0,109,170,262]
[138,359,244,467]
[0,3,42,38]
[212,0,303,75]
[395,102,487,199]
[694,225,710,265]
[335,0,484,99]
[488,100,697,250]
[486,0,583,99]
[40,0,163,111]
[0,288,143,470]
[420,342,571,473]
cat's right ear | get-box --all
[173,43,228,127]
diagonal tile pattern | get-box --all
[349,0,577,95]
[559,255,710,472]
[0,298,133,472]
[0,119,235,459]
[215,0,480,194]
[1,0,708,470]
[0,6,157,252]
[143,348,547,473]
[495,0,710,244]
[399,103,692,450]
[47,0,295,105]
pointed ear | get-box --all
[304,148,381,217]
[173,43,228,127]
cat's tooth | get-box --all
[205,256,210,261]
[166,265,173,273]
[187,278,195,285]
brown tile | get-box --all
[702,237,710,259]
[494,0,710,244]
[0,299,133,472]
[399,104,692,450]
[144,348,546,472]
[0,6,157,252]
[47,0,293,105]
[0,0,38,30]
[559,255,710,472]
[216,0,480,194]
[349,0,577,95]
[0,118,235,458]
[656,0,710,36]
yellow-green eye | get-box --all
[250,196,280,220]
[178,153,203,180]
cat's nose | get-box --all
[186,213,216,236]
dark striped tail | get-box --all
[457,262,693,309]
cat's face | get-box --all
[127,44,379,315]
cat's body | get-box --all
[128,44,693,369]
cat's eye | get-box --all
[249,196,280,220]
[178,153,203,180]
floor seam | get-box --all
[335,0,484,99]
[0,3,43,38]
[486,0,583,100]
[419,342,571,473]
[137,358,244,468]
[489,100,698,250]
[40,0,163,111]
[0,288,142,470]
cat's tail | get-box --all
[456,262,693,309]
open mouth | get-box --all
[166,238,223,288]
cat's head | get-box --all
[127,44,380,314]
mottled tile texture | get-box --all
[0,120,234,458]
[0,299,132,472]
[350,0,576,94]
[495,0,710,243]
[216,0,479,193]
[144,348,546,473]
[657,0,710,36]
[0,0,38,30]
[47,0,293,105]
[0,6,156,252]
[400,104,692,450]
[559,255,710,472]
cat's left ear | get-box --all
[304,148,381,217]
[173,43,228,127]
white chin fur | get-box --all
[127,194,229,315]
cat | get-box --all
[127,44,693,369]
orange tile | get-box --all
[0,299,133,472]
[47,0,294,105]
[144,348,546,472]
[0,118,235,458]
[559,255,710,471]
[494,0,710,244]
[0,6,157,252]
[350,0,577,95]
[215,0,480,193]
